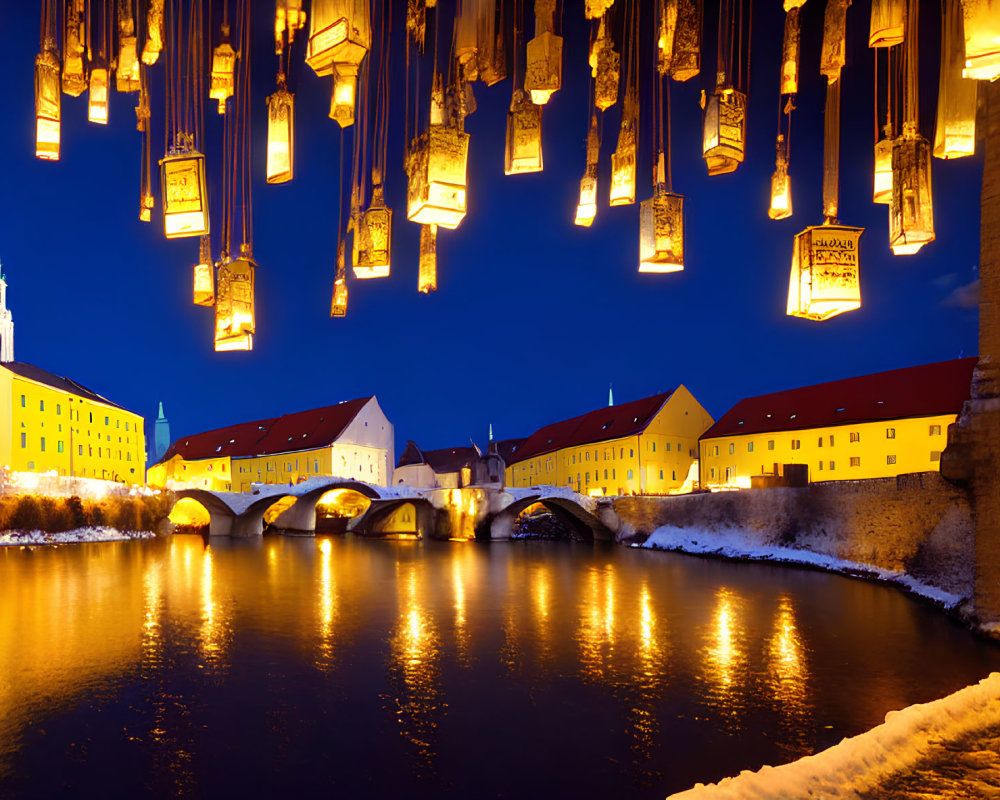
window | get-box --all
[585,452,590,461]
[611,469,616,479]
[767,440,775,451]
[710,468,716,479]
[649,441,656,452]
[929,425,941,435]
[713,445,719,456]
[791,440,801,450]
[116,420,120,428]
[19,395,25,408]
[887,455,897,465]
[19,433,25,448]
[850,457,860,467]
[829,435,835,446]
[78,445,83,456]
[572,454,576,464]
[627,469,634,480]
[672,470,676,480]
[931,451,942,462]
[89,413,93,423]
[666,442,672,452]
[659,470,664,479]
[56,404,61,415]
[850,432,860,443]
[125,422,130,431]
[39,400,44,412]
[817,437,823,447]
[604,469,608,479]
[728,443,735,455]
[57,441,64,453]
[829,461,835,470]
[40,438,45,452]
[818,461,823,470]
[747,441,754,453]
[886,428,896,439]
[629,449,634,458]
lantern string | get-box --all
[744,0,753,105]
[666,75,673,191]
[903,0,918,129]
[241,0,252,247]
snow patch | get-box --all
[0,527,155,546]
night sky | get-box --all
[0,1,981,465]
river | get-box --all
[0,534,997,799]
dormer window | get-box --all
[790,413,797,419]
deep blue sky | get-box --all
[0,1,980,464]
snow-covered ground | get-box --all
[0,527,155,546]
[639,524,964,609]
[668,672,1000,799]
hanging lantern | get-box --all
[769,139,793,220]
[935,0,977,159]
[117,37,140,92]
[585,0,615,18]
[355,185,392,279]
[306,0,371,77]
[610,112,637,206]
[418,224,438,294]
[639,185,685,273]
[595,19,620,111]
[406,0,426,50]
[214,250,255,352]
[407,124,471,229]
[142,0,164,65]
[62,7,87,97]
[193,236,215,307]
[275,0,308,54]
[962,0,1000,79]
[479,28,507,86]
[34,48,61,161]
[820,0,850,81]
[658,0,678,74]
[455,0,487,80]
[330,64,359,127]
[575,174,598,227]
[140,192,154,222]
[781,8,801,95]
[88,67,109,125]
[702,85,746,176]
[504,90,543,175]
[525,32,563,106]
[331,242,349,317]
[889,133,935,255]
[787,224,863,321]
[210,28,237,115]
[266,81,294,183]
[670,0,701,82]
[869,0,905,47]
[873,134,894,204]
[159,135,210,239]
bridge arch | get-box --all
[489,494,614,542]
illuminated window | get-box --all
[747,441,754,453]
[57,441,64,453]
[887,455,896,465]
[627,469,634,480]
[931,451,941,461]
[850,432,860,443]
[729,443,735,454]
[105,417,109,425]
[791,440,801,450]
[768,440,775,450]
[19,433,25,448]
[850,457,860,467]
[929,425,941,435]
[585,452,590,461]
[886,428,895,439]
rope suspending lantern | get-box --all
[769,0,804,221]
[701,0,749,176]
[505,0,544,174]
[933,0,977,159]
[610,0,639,205]
[117,0,141,92]
[266,0,301,183]
[88,0,110,125]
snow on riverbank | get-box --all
[668,672,1000,799]
[639,524,964,609]
[0,527,155,546]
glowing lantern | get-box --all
[873,134,894,204]
[670,0,701,81]
[88,67,109,125]
[525,33,562,105]
[610,108,637,206]
[193,236,215,306]
[585,0,615,18]
[869,0,905,47]
[702,86,746,176]
[355,185,391,279]
[407,125,470,229]
[210,28,237,115]
[769,140,793,220]
[658,0,678,74]
[117,37,140,92]
[306,0,371,77]
[890,133,935,255]
[639,175,685,273]
[35,48,61,161]
[820,0,850,81]
[330,242,348,317]
[418,224,437,294]
[787,224,863,321]
[214,249,255,352]
[142,0,164,65]
[504,90,543,175]
[140,193,154,222]
[575,174,598,227]
[962,0,1000,79]
[935,0,977,159]
[479,29,507,86]
[330,64,359,127]
[275,0,308,53]
[781,8,801,95]
[594,19,619,111]
[62,8,87,97]
[159,136,210,239]
[266,82,294,183]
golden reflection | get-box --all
[451,554,471,665]
[699,587,748,729]
[766,595,813,756]
[199,546,229,672]
[576,564,618,682]
[141,558,164,673]
[316,538,336,669]
[628,581,669,784]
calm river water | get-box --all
[1,534,999,799]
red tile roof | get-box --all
[701,358,976,440]
[161,397,372,462]
[509,391,674,464]
[396,441,481,473]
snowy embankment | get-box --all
[0,527,155,546]
[668,672,1000,799]
[639,524,964,609]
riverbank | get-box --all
[0,527,156,546]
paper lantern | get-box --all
[525,31,562,106]
[595,20,619,111]
[873,135,894,204]
[418,224,437,294]
[670,0,701,81]
[889,134,935,255]
[869,0,905,47]
[585,0,615,18]
[330,242,348,317]
[610,123,636,206]
[306,0,371,77]
[159,139,210,238]
[142,0,164,65]
[329,64,359,127]
[702,87,746,175]
[504,91,543,175]
[658,0,678,74]
[210,31,237,115]
[787,224,863,321]
[935,0,977,159]
[117,36,141,92]
[962,0,1000,79]
[266,84,294,183]
[275,0,308,53]
[193,236,215,307]
[820,0,849,81]
[214,251,255,352]
[575,174,598,227]
[34,49,60,161]
[88,67,109,125]
[62,10,87,98]
[355,186,392,279]
[781,8,801,95]
[769,145,793,220]
[407,125,470,228]
[139,192,154,222]
[479,29,507,86]
[639,187,685,273]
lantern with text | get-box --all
[34,49,61,161]
[117,37,140,92]
[781,8,801,95]
[658,0,678,74]
[786,224,862,321]
[330,63,359,127]
[670,0,701,81]
[355,185,392,279]
[407,125,470,229]
[266,83,294,183]
[595,19,619,111]
[935,0,977,159]
[418,224,437,294]
[525,32,562,106]
[769,142,793,220]
[869,0,905,47]
[142,0,164,65]
[330,242,348,317]
[639,186,685,273]
[610,112,636,206]
[88,67,109,125]
[962,0,1000,79]
[63,6,87,97]
[210,29,237,114]
[702,86,746,175]
[890,133,935,255]
[193,236,215,306]
[575,174,598,227]
[214,251,255,352]
[306,0,371,76]
[504,90,543,175]
[160,137,210,239]
[873,134,894,204]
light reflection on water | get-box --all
[0,536,998,799]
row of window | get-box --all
[18,395,135,431]
[711,425,944,456]
[709,452,944,479]
[19,433,134,460]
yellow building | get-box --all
[505,387,714,496]
[147,396,394,492]
[0,362,146,483]
[699,357,977,489]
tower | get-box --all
[0,271,15,363]
[609,384,614,407]
[154,402,170,461]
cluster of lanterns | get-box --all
[29,0,1000,348]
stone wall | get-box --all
[613,472,975,599]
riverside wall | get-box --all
[612,472,975,600]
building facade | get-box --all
[699,358,977,489]
[147,396,394,492]
[505,387,714,496]
[393,441,505,489]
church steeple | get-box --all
[0,269,15,364]
[154,402,171,461]
[608,384,614,407]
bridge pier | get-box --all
[273,497,318,534]
[208,512,234,537]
